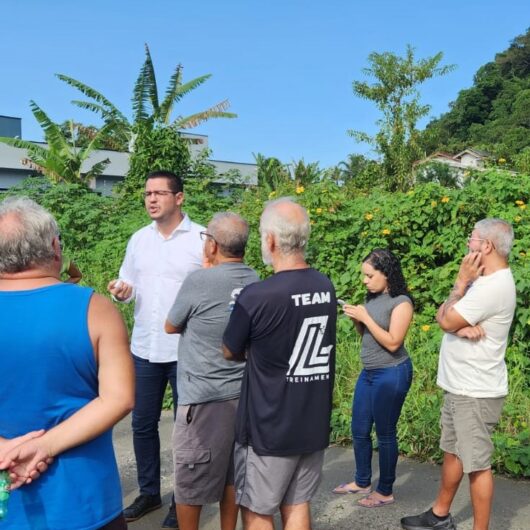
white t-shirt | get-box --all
[437,268,516,398]
[119,214,204,363]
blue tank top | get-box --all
[0,284,123,530]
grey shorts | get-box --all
[233,442,325,515]
[173,398,238,505]
[440,392,504,473]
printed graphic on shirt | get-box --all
[291,291,331,306]
[229,287,244,311]
[286,315,333,382]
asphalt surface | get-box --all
[114,412,530,529]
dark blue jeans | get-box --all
[132,354,178,496]
[351,358,412,496]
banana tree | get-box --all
[0,101,110,184]
[57,43,237,151]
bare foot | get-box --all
[358,491,395,508]
[332,481,372,494]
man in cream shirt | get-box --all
[108,170,204,528]
[401,218,516,530]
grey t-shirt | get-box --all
[167,262,259,405]
[360,293,412,369]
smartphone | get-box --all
[337,299,346,306]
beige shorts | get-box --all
[440,392,504,473]
[172,399,238,505]
[234,442,325,515]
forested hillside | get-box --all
[421,28,530,168]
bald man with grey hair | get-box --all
[223,198,337,530]
[164,211,258,530]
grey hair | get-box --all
[208,212,249,258]
[474,218,514,258]
[260,197,311,254]
[0,196,59,273]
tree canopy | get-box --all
[349,45,455,191]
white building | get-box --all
[0,115,257,194]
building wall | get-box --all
[0,116,21,139]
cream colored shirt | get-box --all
[437,268,516,398]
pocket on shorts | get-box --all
[174,448,212,492]
[479,399,503,435]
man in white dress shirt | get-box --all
[108,170,204,528]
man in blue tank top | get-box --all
[0,196,134,530]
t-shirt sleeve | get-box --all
[453,282,497,326]
[223,298,252,356]
[392,294,413,310]
[166,274,196,327]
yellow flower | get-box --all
[295,186,305,194]
[520,251,526,257]
[431,201,437,208]
[360,231,368,238]
[316,208,323,214]
[310,220,315,225]
[498,158,506,164]
[382,228,391,235]
[268,191,276,199]
[515,200,524,205]
[364,213,373,221]
[441,196,450,203]
[515,215,522,222]
[519,204,527,210]
[421,324,431,332]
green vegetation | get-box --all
[57,43,237,152]
[6,167,529,478]
[0,102,111,184]
[349,45,455,191]
[421,28,530,167]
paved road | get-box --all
[114,412,530,529]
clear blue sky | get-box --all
[1,0,528,167]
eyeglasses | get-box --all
[200,231,217,243]
[467,237,496,249]
[143,190,178,199]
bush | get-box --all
[6,168,529,477]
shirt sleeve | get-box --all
[223,298,252,356]
[453,281,498,326]
[166,274,195,327]
[116,236,137,303]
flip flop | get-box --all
[357,493,395,508]
[332,483,372,495]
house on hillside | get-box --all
[0,115,257,194]
[413,148,491,184]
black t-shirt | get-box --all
[223,268,337,456]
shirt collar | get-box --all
[150,213,192,239]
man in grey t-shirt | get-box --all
[165,212,258,530]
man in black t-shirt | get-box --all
[223,198,336,530]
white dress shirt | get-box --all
[118,214,204,363]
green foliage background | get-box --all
[7,168,530,478]
[422,28,530,168]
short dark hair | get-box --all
[146,170,183,193]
